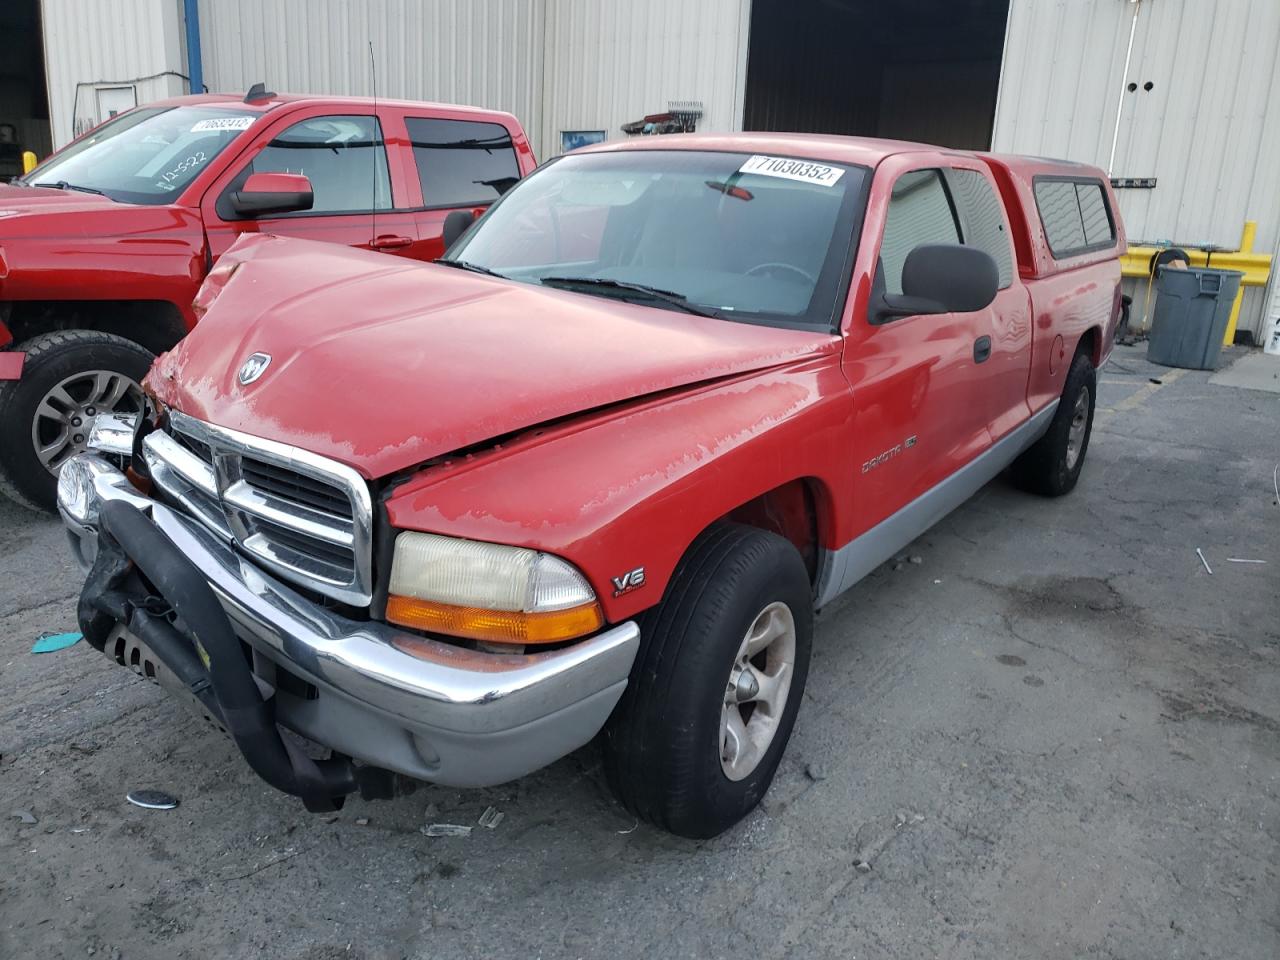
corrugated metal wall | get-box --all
[197,0,546,152]
[992,0,1280,340]
[40,0,188,148]
[539,0,750,158]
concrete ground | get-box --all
[1,343,1277,960]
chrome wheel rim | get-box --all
[1065,385,1091,471]
[31,370,144,475]
[720,601,796,781]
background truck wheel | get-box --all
[603,523,813,839]
[0,330,152,512]
[1011,348,1097,497]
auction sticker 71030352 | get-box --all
[737,155,844,187]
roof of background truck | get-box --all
[140,91,522,123]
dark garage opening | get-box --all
[0,0,52,180]
[744,0,1011,150]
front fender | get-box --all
[384,356,855,622]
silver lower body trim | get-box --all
[815,402,1059,607]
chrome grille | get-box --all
[141,410,373,605]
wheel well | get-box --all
[723,478,826,583]
[1077,326,1101,367]
[4,300,187,356]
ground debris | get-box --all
[478,806,504,829]
[804,762,827,782]
[422,823,472,838]
[13,809,38,824]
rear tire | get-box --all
[603,523,813,839]
[0,330,152,512]
[1011,348,1096,497]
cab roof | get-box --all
[141,91,520,123]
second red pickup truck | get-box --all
[0,89,534,509]
[57,133,1125,838]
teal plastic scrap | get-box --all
[32,631,83,654]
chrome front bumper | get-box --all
[59,453,640,789]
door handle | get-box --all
[371,234,413,250]
[973,336,992,363]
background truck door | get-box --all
[397,113,525,260]
[201,109,419,260]
[944,164,1033,440]
[843,162,993,536]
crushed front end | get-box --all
[57,407,639,811]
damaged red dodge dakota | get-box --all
[57,134,1125,838]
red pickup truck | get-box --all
[57,134,1124,838]
[0,89,535,509]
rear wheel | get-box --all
[0,331,151,511]
[603,523,813,839]
[1011,348,1096,497]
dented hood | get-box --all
[149,236,839,479]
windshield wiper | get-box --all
[538,276,719,318]
[34,180,109,197]
[435,258,507,279]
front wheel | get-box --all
[1011,348,1096,497]
[0,330,152,512]
[603,523,813,839]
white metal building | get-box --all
[8,0,1280,340]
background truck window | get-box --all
[406,117,520,207]
[950,169,1014,288]
[1033,177,1114,258]
[248,115,391,214]
[879,168,960,295]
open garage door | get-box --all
[743,0,1010,150]
[0,0,52,179]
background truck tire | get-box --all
[603,523,813,839]
[0,330,152,512]
[1011,348,1097,497]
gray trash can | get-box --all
[1146,266,1243,370]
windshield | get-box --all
[22,105,258,204]
[447,149,867,328]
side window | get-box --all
[1034,177,1115,258]
[1076,182,1114,246]
[245,115,391,214]
[879,169,960,295]
[949,169,1014,288]
[406,117,521,207]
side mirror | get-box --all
[229,172,314,218]
[442,209,476,252]
[873,244,998,323]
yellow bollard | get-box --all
[1221,221,1255,346]
[21,150,37,175]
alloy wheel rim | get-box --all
[1065,385,1090,471]
[31,370,144,475]
[719,600,797,781]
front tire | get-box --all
[0,331,152,511]
[603,523,813,839]
[1011,348,1096,497]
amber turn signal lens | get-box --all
[386,595,604,645]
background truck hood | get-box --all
[0,183,198,241]
[149,236,840,479]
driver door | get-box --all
[201,108,418,261]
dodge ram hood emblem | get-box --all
[237,352,271,385]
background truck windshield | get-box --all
[449,150,867,328]
[22,105,257,204]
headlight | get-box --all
[385,532,603,645]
